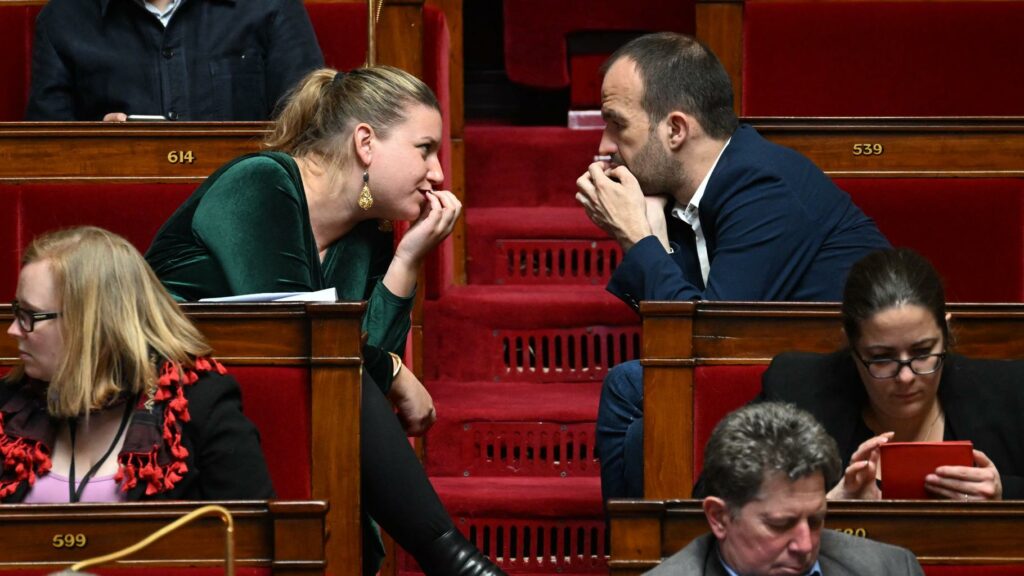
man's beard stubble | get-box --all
[628,133,684,199]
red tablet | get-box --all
[880,441,974,499]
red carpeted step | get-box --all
[425,380,601,478]
[423,285,639,382]
[464,125,602,208]
[466,207,623,286]
[398,477,607,575]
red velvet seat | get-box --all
[228,366,311,499]
[692,365,766,478]
[0,5,41,121]
[502,0,694,107]
[743,1,1024,116]
[840,178,1024,303]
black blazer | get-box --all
[759,350,1024,498]
[0,370,274,502]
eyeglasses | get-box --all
[10,300,61,333]
[854,351,946,379]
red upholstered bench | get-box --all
[228,366,311,499]
[742,0,1024,116]
[693,365,766,478]
[0,183,195,301]
[502,0,695,108]
[0,4,40,122]
[840,178,1024,303]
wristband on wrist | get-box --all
[388,352,403,379]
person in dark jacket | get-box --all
[580,32,889,501]
[26,0,323,120]
[756,248,1016,500]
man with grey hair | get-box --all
[647,402,923,575]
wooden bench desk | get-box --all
[0,122,267,183]
[0,302,363,573]
[0,500,326,573]
[750,117,1024,178]
[608,499,1024,576]
[641,302,1024,499]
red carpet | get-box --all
[409,125,639,574]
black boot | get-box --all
[414,527,507,576]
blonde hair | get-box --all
[10,227,211,418]
[265,65,440,172]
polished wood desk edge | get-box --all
[5,117,1024,133]
[610,498,1024,515]
[0,121,269,136]
[641,301,1024,317]
[0,499,328,517]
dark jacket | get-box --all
[0,361,274,502]
[608,125,889,309]
[647,530,923,575]
[26,0,323,120]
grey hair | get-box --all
[702,402,841,511]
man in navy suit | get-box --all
[576,32,890,501]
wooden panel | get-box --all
[640,302,1024,498]
[0,122,267,183]
[696,0,743,116]
[0,500,325,573]
[309,305,364,572]
[449,137,466,285]
[750,118,1024,177]
[0,117,1018,182]
[609,499,1024,574]
[376,1,424,75]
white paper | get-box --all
[199,287,337,303]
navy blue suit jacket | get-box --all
[607,125,890,308]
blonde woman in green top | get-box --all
[147,67,504,576]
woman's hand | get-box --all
[384,190,461,298]
[394,190,461,267]
[386,363,436,437]
[925,449,1003,500]
[827,432,893,500]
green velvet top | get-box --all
[146,152,413,391]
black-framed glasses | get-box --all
[854,351,947,379]
[10,300,60,333]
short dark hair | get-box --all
[602,32,738,139]
[842,248,949,347]
[702,402,841,511]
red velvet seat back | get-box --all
[304,2,368,72]
[0,5,41,121]
[839,178,1024,303]
[502,0,695,106]
[0,183,197,301]
[227,366,312,499]
[693,365,766,477]
[743,1,1024,116]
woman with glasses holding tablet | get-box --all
[733,248,1022,501]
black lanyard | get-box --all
[67,399,134,503]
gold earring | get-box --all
[358,170,374,210]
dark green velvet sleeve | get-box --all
[191,156,321,294]
[191,156,396,393]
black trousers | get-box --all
[361,372,452,573]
